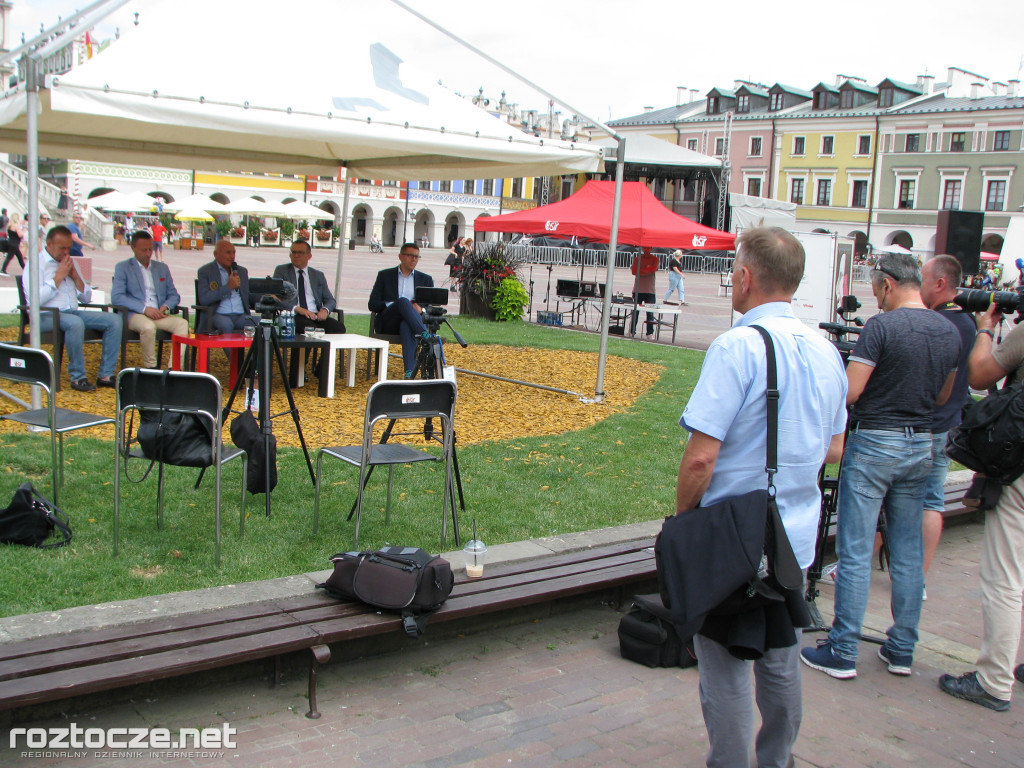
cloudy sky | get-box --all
[11,0,1024,123]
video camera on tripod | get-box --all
[819,294,864,362]
[249,278,297,323]
[411,286,468,380]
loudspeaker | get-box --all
[935,210,984,275]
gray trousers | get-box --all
[693,634,801,768]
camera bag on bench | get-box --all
[317,546,454,638]
[618,593,697,668]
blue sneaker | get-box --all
[939,671,1010,712]
[878,645,913,676]
[800,640,857,679]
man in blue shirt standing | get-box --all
[67,212,96,258]
[677,227,847,768]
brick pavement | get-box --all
[4,522,1022,768]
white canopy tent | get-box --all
[728,193,797,232]
[162,193,226,214]
[282,200,333,221]
[1,0,617,398]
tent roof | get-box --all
[587,134,719,169]
[474,181,735,250]
[0,0,603,180]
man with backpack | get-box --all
[939,304,1024,711]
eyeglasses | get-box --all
[289,250,309,256]
[400,252,421,259]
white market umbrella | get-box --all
[163,193,226,213]
[174,207,214,222]
[87,190,160,213]
[282,200,332,220]
[221,197,274,216]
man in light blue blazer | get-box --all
[111,231,189,368]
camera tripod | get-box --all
[223,317,316,518]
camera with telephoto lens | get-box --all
[415,286,451,334]
[954,288,1022,316]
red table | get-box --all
[171,333,252,388]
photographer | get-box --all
[939,304,1024,711]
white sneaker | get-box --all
[0,270,8,276]
[820,562,839,582]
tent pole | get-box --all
[593,137,626,402]
[332,169,352,300]
[25,52,42,410]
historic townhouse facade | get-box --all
[610,68,1024,258]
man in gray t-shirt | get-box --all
[802,253,960,680]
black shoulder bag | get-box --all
[655,325,803,636]
[0,482,72,548]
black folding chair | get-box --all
[113,369,246,565]
[313,379,459,548]
[0,342,114,504]
[366,310,402,380]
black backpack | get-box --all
[946,382,1024,485]
[317,546,454,638]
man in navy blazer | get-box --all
[111,231,189,368]
[368,242,433,377]
[272,239,345,334]
[197,239,255,333]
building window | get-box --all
[840,90,854,109]
[813,91,829,110]
[686,138,698,151]
[419,180,432,190]
[821,135,834,155]
[463,179,475,194]
[482,178,494,196]
[985,180,1007,211]
[793,136,805,155]
[715,137,725,155]
[816,179,831,206]
[950,132,966,152]
[993,130,1011,151]
[707,96,719,115]
[511,178,523,197]
[878,88,894,108]
[439,180,451,192]
[942,180,962,210]
[905,134,920,152]
[858,135,871,155]
[898,179,915,209]
[749,137,762,156]
[852,180,868,208]
[737,95,750,113]
[559,178,573,200]
[790,178,804,205]
[770,93,783,111]
[747,178,762,196]
[382,180,398,187]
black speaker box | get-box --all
[935,210,983,275]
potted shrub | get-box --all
[263,228,279,244]
[279,219,295,242]
[456,241,526,320]
[215,219,233,239]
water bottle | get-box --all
[280,310,294,339]
[286,310,296,339]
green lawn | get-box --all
[0,316,705,617]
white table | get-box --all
[319,333,390,398]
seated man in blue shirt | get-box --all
[196,240,255,333]
[368,243,433,378]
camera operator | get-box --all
[368,242,434,378]
[938,303,1024,711]
[802,253,961,680]
[919,255,977,588]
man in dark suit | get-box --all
[272,239,345,334]
[111,231,189,368]
[197,239,255,333]
[368,242,433,378]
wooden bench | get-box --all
[0,539,656,719]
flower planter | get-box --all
[459,288,498,321]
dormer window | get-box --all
[737,95,750,113]
[840,90,854,109]
[814,91,830,110]
[878,88,894,107]
[707,96,720,115]
[770,93,783,111]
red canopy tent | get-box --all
[474,180,735,250]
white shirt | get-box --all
[135,259,159,308]
[397,269,416,302]
[23,250,92,310]
[296,269,317,311]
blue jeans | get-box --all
[376,298,428,373]
[664,271,684,302]
[828,427,932,661]
[39,308,121,381]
